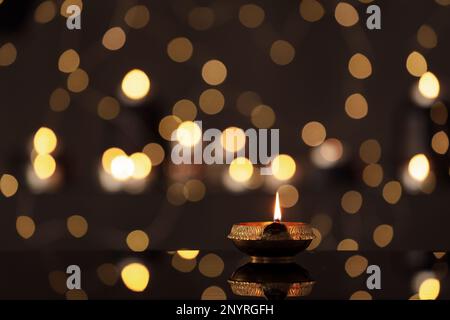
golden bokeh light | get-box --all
[121,69,150,100]
[111,155,135,181]
[183,179,206,202]
[199,254,224,278]
[65,289,88,300]
[159,115,181,141]
[58,49,80,73]
[334,2,359,27]
[350,291,372,300]
[362,163,383,187]
[130,152,152,179]
[34,0,56,24]
[345,93,368,119]
[177,250,199,260]
[0,174,19,198]
[406,51,428,77]
[102,147,126,174]
[121,263,150,292]
[126,230,150,252]
[270,40,295,66]
[418,71,440,99]
[199,89,224,115]
[16,216,36,239]
[408,153,430,182]
[34,127,57,155]
[33,154,56,179]
[345,255,368,277]
[221,127,246,153]
[0,42,17,66]
[341,190,362,214]
[299,0,325,22]
[201,286,227,300]
[67,215,88,238]
[419,278,440,300]
[373,224,394,248]
[229,157,254,183]
[239,4,265,28]
[60,0,83,17]
[277,184,299,208]
[301,121,326,147]
[421,171,436,194]
[382,181,402,204]
[188,7,215,31]
[102,27,126,51]
[97,263,118,286]
[142,143,165,166]
[348,53,372,79]
[167,37,193,63]
[124,5,150,29]
[359,139,381,164]
[431,131,449,154]
[271,154,296,181]
[176,121,202,147]
[236,91,261,116]
[251,105,276,128]
[48,270,66,294]
[202,59,227,85]
[430,102,447,125]
[167,182,186,206]
[337,239,359,251]
[172,253,197,272]
[49,88,70,112]
[98,96,120,120]
[311,214,332,237]
[435,0,450,5]
[311,138,344,168]
[67,68,89,93]
[417,24,438,49]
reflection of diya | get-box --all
[228,193,315,263]
[228,262,315,300]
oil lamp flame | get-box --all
[274,192,282,222]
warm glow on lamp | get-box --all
[408,153,430,182]
[274,192,281,222]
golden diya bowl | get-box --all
[227,221,315,263]
[228,262,315,300]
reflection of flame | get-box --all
[274,192,282,222]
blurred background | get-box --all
[0,0,449,254]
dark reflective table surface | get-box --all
[1,250,448,299]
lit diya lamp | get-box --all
[228,192,315,263]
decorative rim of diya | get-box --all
[227,222,315,241]
[227,280,315,298]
